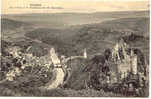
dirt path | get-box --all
[46,68,65,89]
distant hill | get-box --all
[1,18,26,32]
[25,17,149,59]
[71,17,149,58]
[2,11,149,58]
[1,18,34,42]
[2,11,149,29]
[98,17,149,36]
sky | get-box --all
[2,0,149,14]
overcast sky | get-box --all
[2,0,149,14]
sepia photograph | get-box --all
[0,0,150,97]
